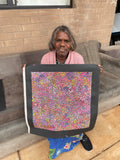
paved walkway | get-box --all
[1,105,120,160]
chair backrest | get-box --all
[0,54,23,109]
[0,49,49,125]
[0,49,49,109]
[20,49,49,64]
[76,40,101,64]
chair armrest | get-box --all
[99,52,120,78]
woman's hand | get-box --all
[98,65,103,74]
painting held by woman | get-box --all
[41,25,99,159]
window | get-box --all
[110,0,120,45]
[0,0,7,5]
[0,0,72,9]
[116,0,120,13]
[0,80,6,111]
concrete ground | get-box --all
[1,105,120,160]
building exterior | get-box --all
[0,0,117,55]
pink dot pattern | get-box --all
[31,72,92,131]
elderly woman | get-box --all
[41,25,93,159]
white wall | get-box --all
[17,0,70,6]
[0,0,7,4]
[112,13,120,33]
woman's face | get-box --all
[54,31,71,57]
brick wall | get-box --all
[0,0,117,55]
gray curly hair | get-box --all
[49,25,76,51]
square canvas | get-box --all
[23,64,100,138]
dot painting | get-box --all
[31,72,92,131]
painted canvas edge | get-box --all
[23,66,30,133]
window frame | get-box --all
[0,0,73,9]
